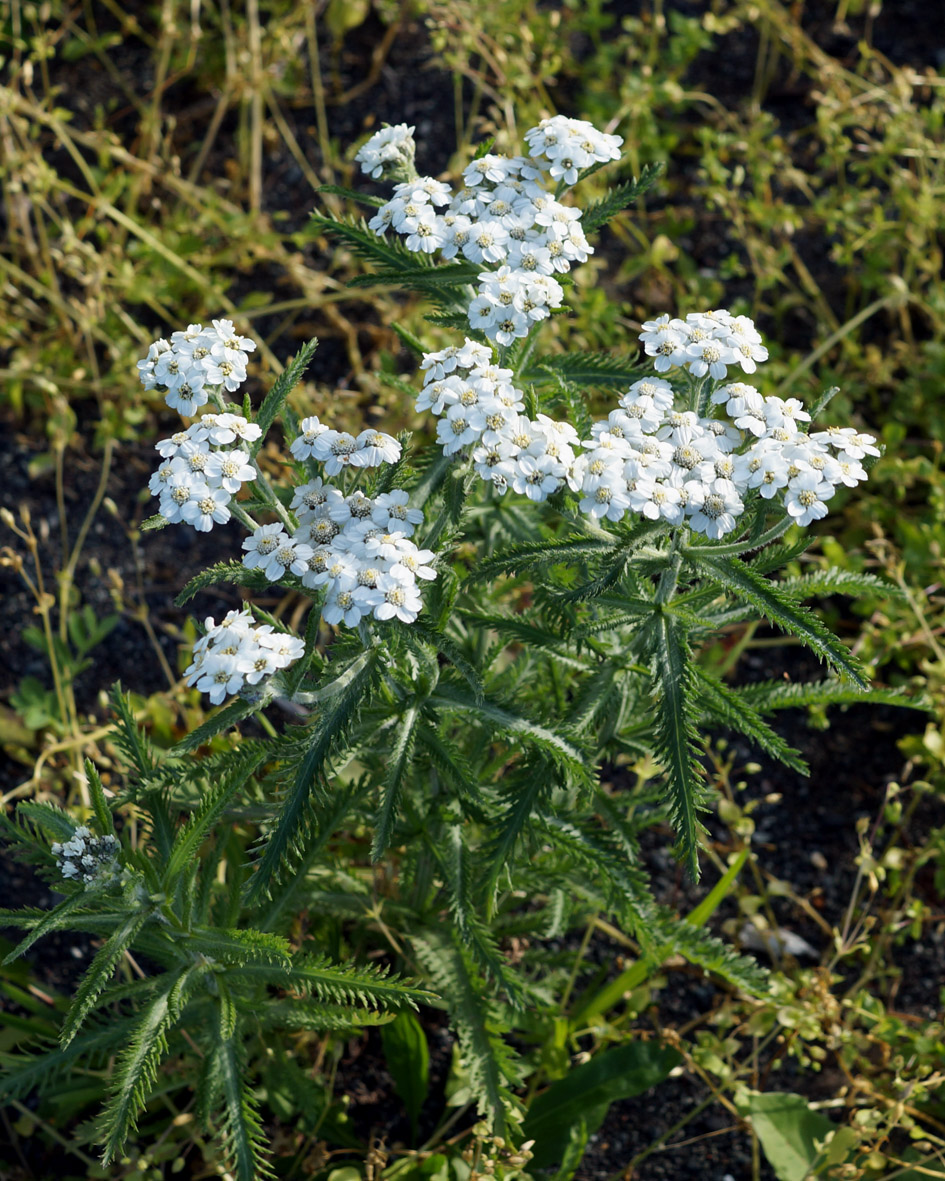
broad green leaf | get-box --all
[381,1010,430,1142]
[738,1091,841,1181]
[523,1042,681,1168]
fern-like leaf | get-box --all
[252,337,318,446]
[214,991,275,1181]
[580,162,665,232]
[245,648,380,902]
[316,183,385,208]
[60,909,152,1047]
[171,697,258,755]
[412,931,523,1134]
[310,212,434,273]
[521,351,645,388]
[429,823,527,1007]
[656,911,768,995]
[164,746,268,885]
[373,705,420,861]
[430,682,594,788]
[688,552,868,688]
[651,613,708,879]
[736,678,930,714]
[691,663,808,774]
[108,686,157,777]
[3,891,88,965]
[101,965,199,1165]
[254,952,433,1009]
[175,560,269,607]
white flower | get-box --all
[579,476,631,522]
[640,324,689,372]
[201,354,247,393]
[437,405,481,454]
[353,429,401,467]
[404,211,448,254]
[373,575,423,623]
[208,319,257,365]
[687,478,743,539]
[193,651,252,704]
[372,490,424,534]
[52,826,120,884]
[257,631,305,668]
[684,339,737,380]
[322,585,368,628]
[511,453,563,501]
[206,449,257,493]
[628,478,683,523]
[242,523,289,572]
[784,470,835,526]
[390,541,437,583]
[137,339,171,390]
[290,416,330,461]
[180,485,232,532]
[810,427,880,459]
[290,478,331,519]
[160,470,203,524]
[312,430,362,475]
[164,363,210,416]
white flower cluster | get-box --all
[244,480,434,628]
[640,310,769,381]
[289,415,402,473]
[366,115,621,344]
[137,319,256,414]
[52,827,120,884]
[355,122,417,180]
[147,412,261,532]
[416,315,876,539]
[184,608,305,705]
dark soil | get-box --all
[2,3,943,1180]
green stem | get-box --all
[681,512,792,559]
[210,388,295,531]
[655,530,686,604]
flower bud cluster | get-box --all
[52,826,120,884]
[354,122,416,181]
[184,608,305,705]
[148,412,261,532]
[364,115,619,344]
[417,313,875,539]
[137,320,256,414]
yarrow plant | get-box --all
[2,113,909,1178]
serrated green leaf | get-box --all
[60,909,152,1047]
[172,698,257,756]
[688,552,868,688]
[580,162,665,233]
[254,337,318,445]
